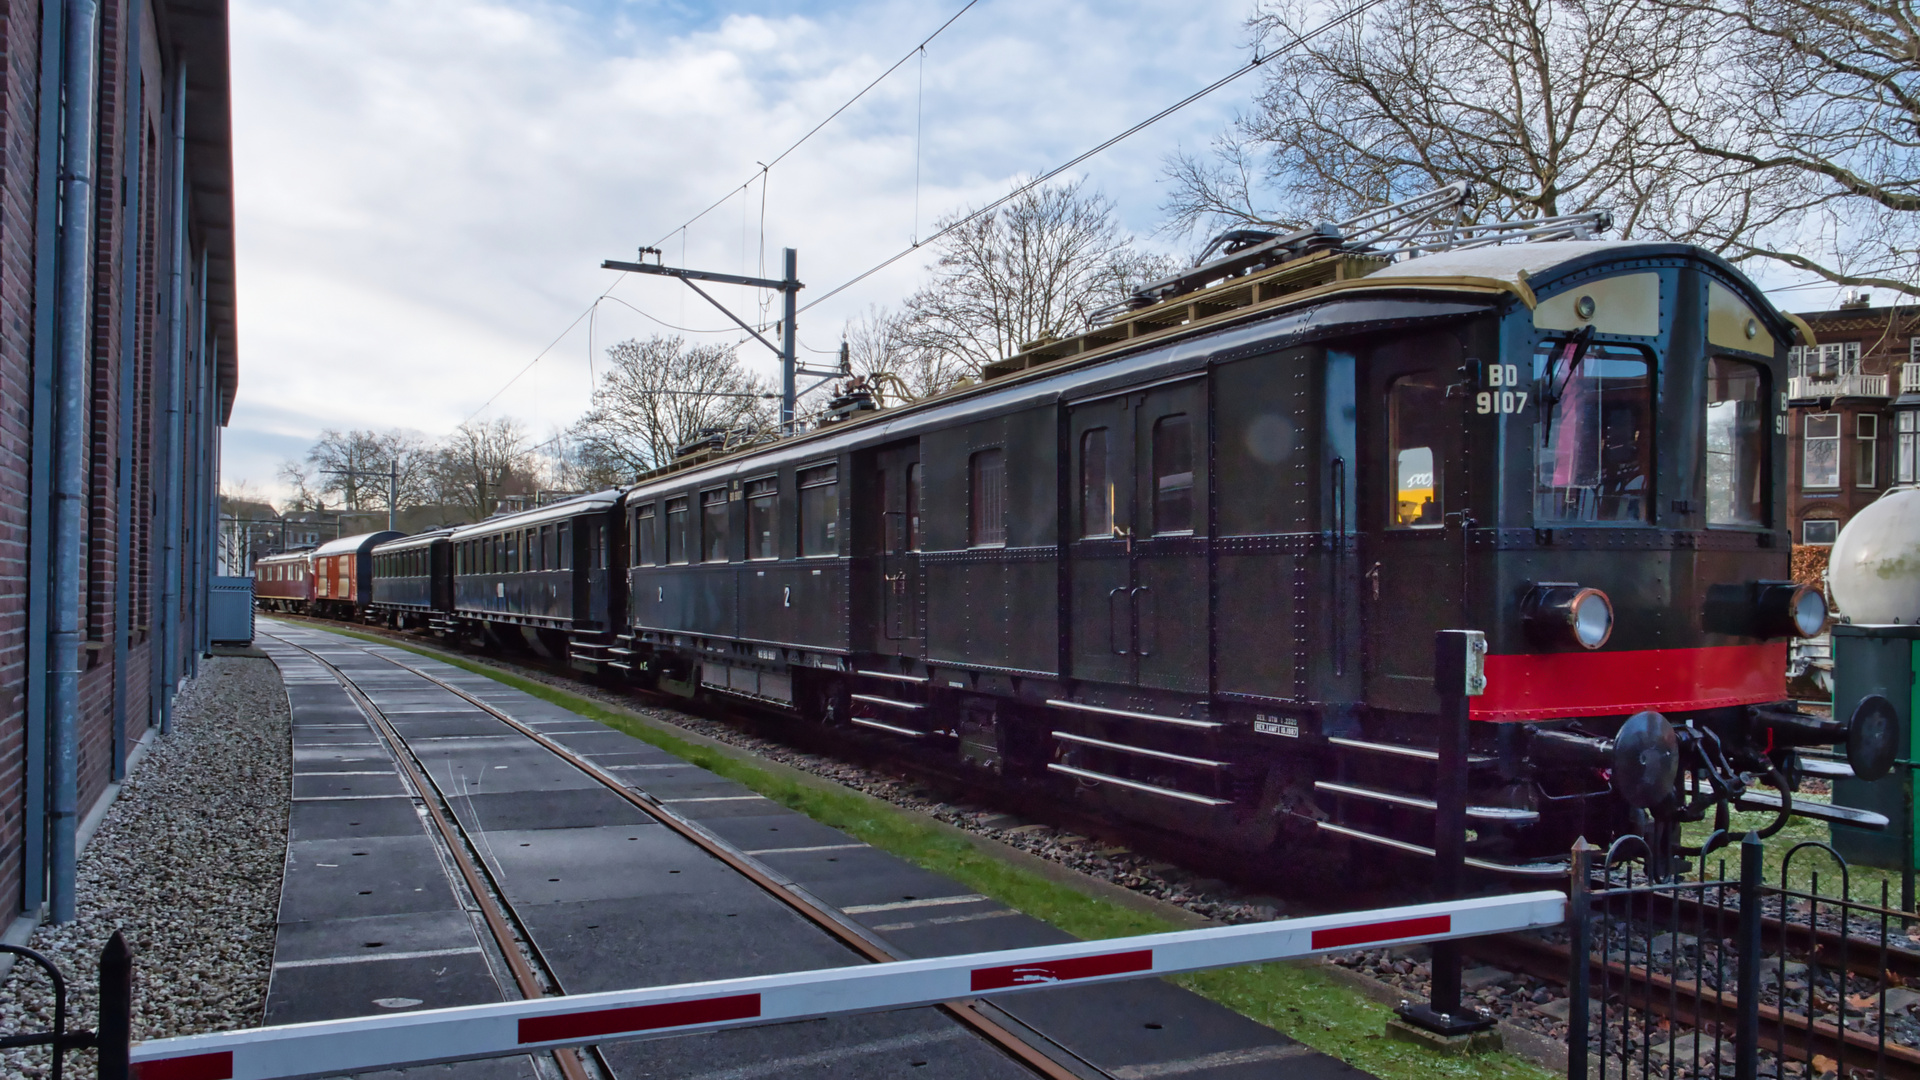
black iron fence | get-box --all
[1570,833,1920,1079]
[0,933,130,1080]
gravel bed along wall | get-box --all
[1,656,291,1079]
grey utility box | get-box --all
[1828,624,1920,868]
[209,575,256,645]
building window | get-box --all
[1803,518,1839,545]
[1790,342,1862,379]
[1706,358,1767,526]
[1898,410,1917,484]
[701,488,729,562]
[799,464,839,556]
[1803,413,1841,489]
[666,497,690,564]
[746,478,777,560]
[1856,414,1879,488]
[969,449,1006,547]
[1080,428,1111,539]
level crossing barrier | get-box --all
[122,891,1565,1080]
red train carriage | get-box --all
[308,531,404,619]
[253,550,314,614]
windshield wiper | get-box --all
[1540,324,1596,448]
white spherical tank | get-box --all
[1829,487,1920,625]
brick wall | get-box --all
[0,0,45,924]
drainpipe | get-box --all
[194,264,211,666]
[50,0,102,924]
[159,64,186,735]
[21,0,69,919]
[112,8,143,781]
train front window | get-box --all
[1533,342,1652,523]
[1706,357,1766,526]
[1388,373,1446,529]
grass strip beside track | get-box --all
[303,624,1549,1080]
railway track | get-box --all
[267,627,1095,1080]
[276,614,1920,1077]
[261,622,1341,1080]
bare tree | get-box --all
[434,417,537,521]
[899,178,1180,377]
[567,336,774,478]
[276,460,327,512]
[1649,0,1920,296]
[1162,0,1731,242]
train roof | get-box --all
[373,528,458,554]
[449,491,620,542]
[312,530,405,557]
[255,549,313,564]
[620,239,1791,501]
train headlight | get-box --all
[1756,582,1827,638]
[1524,584,1614,650]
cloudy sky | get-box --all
[223,0,1261,500]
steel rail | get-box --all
[1470,932,1920,1078]
[273,635,598,1080]
[316,632,1098,1080]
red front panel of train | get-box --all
[1472,643,1788,721]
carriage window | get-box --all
[1152,415,1194,535]
[799,465,839,556]
[635,504,657,566]
[1533,343,1652,523]
[596,523,609,570]
[557,522,572,570]
[1080,429,1112,539]
[1706,358,1766,525]
[1389,373,1447,528]
[907,463,923,552]
[746,478,777,560]
[970,449,1006,547]
[667,497,690,563]
[1803,413,1841,489]
[540,525,554,570]
[702,488,729,562]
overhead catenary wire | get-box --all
[650,0,981,250]
[796,0,1394,316]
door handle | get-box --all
[1131,586,1153,657]
[1108,587,1130,655]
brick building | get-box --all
[0,1,236,934]
[1786,297,1920,545]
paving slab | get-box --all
[264,950,501,1025]
[445,788,655,834]
[279,834,462,922]
[289,797,423,842]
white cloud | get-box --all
[223,0,1256,498]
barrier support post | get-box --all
[1397,629,1496,1038]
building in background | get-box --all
[1787,297,1920,547]
[0,1,236,932]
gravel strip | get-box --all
[1,656,291,1079]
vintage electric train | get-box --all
[260,235,1893,877]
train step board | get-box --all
[1313,780,1539,823]
[1047,763,1231,807]
[1311,820,1569,877]
[1051,731,1228,770]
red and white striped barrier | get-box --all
[131,891,1563,1080]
